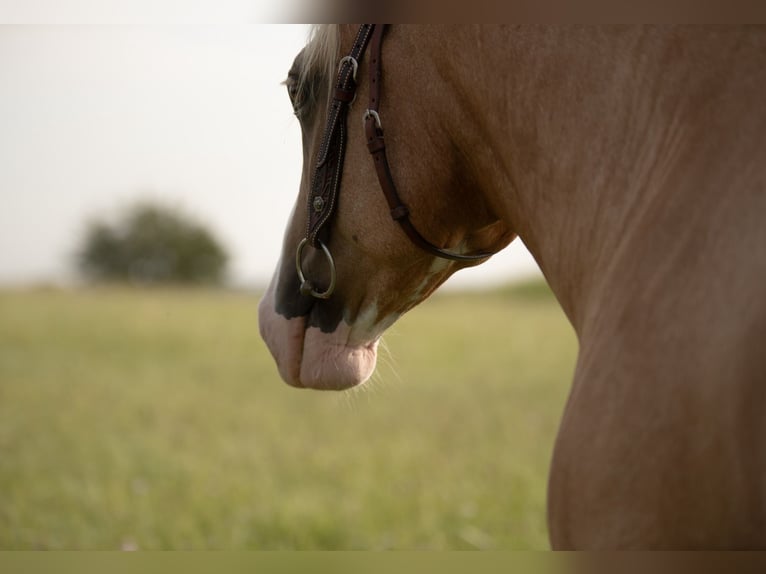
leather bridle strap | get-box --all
[297,24,491,300]
[363,24,492,262]
[306,24,375,248]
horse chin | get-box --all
[258,290,378,391]
[300,327,378,390]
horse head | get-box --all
[259,25,514,390]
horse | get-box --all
[258,25,766,549]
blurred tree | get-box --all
[78,202,228,285]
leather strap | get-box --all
[363,25,492,262]
[307,24,375,247]
[306,23,492,263]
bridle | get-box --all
[296,24,492,300]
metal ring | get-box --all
[363,109,382,130]
[295,238,336,300]
[338,56,358,83]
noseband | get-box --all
[296,24,492,300]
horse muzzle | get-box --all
[258,271,378,390]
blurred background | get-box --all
[0,23,542,289]
[0,14,576,549]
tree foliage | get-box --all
[78,203,228,285]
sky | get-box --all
[0,22,542,289]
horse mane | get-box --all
[295,25,340,112]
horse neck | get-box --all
[424,26,765,334]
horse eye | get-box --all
[286,81,296,103]
[285,77,307,119]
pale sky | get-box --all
[0,22,541,289]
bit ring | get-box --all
[295,238,336,300]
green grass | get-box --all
[0,281,577,549]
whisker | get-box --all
[376,337,403,387]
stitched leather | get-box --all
[306,24,375,247]
[304,23,492,271]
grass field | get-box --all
[0,281,577,549]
